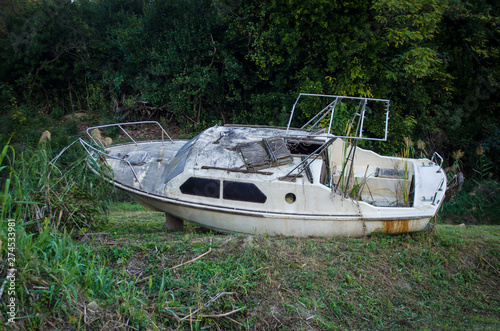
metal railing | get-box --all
[432,178,445,206]
[50,121,174,192]
[431,152,443,173]
[286,93,390,142]
[86,121,173,147]
[78,138,144,189]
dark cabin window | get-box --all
[286,140,323,155]
[223,181,267,203]
[180,177,220,198]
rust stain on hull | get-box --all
[383,219,414,234]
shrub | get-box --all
[1,140,114,233]
[439,179,500,225]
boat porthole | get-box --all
[285,193,296,204]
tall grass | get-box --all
[11,141,112,232]
[440,145,499,225]
[0,141,115,328]
[0,142,21,224]
[395,137,412,206]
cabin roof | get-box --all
[162,125,327,182]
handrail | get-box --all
[432,178,445,206]
[86,121,173,147]
[78,138,143,189]
[431,152,443,173]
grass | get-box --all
[3,201,498,330]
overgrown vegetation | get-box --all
[0,141,112,232]
[0,141,113,327]
[1,199,498,329]
[440,179,500,225]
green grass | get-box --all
[3,201,498,330]
[107,202,166,236]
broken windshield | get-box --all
[163,134,200,183]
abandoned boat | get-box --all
[81,94,447,237]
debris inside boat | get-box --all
[80,94,447,237]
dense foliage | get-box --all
[0,141,113,232]
[0,0,498,179]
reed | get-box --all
[393,137,413,206]
[0,141,116,327]
[17,141,113,232]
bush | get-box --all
[439,179,500,225]
[0,140,116,328]
[1,140,114,233]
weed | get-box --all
[2,141,114,233]
[474,145,494,183]
[440,179,499,225]
[394,137,412,206]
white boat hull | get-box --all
[117,181,432,237]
